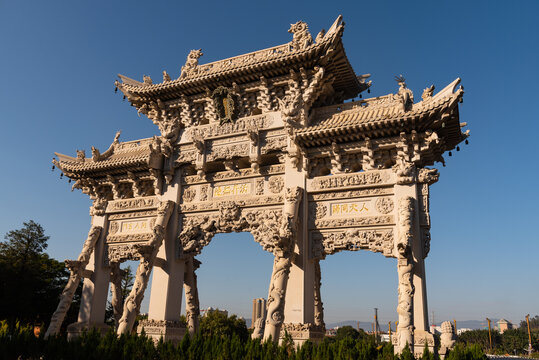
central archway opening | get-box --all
[320,250,398,334]
[191,231,274,327]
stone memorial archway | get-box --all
[47,16,468,355]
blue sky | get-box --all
[1,1,538,326]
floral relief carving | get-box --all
[268,176,284,194]
[311,229,394,259]
[199,185,208,201]
[183,187,196,203]
[314,215,394,229]
[255,179,264,195]
[376,197,394,214]
[110,222,119,235]
[182,164,284,185]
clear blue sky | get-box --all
[1,1,538,327]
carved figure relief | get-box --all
[376,197,394,214]
[268,176,284,194]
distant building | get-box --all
[457,328,472,335]
[497,319,513,334]
[203,307,228,317]
[251,298,267,329]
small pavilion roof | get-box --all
[116,16,364,101]
[296,78,465,148]
[54,138,160,178]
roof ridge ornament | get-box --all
[180,49,203,79]
[288,21,313,50]
[91,131,121,162]
[394,75,413,112]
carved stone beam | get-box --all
[204,88,217,123]
[81,269,94,278]
[330,142,344,173]
[258,76,273,112]
[127,172,142,197]
[45,226,103,338]
[184,256,201,336]
[361,138,376,170]
[117,201,174,334]
[149,168,162,196]
[192,134,207,177]
[246,127,261,171]
[106,175,121,199]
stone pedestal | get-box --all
[413,330,436,357]
[67,321,110,340]
[280,323,325,347]
[137,319,186,345]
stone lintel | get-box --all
[279,323,325,346]
[66,321,111,340]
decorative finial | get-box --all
[394,74,406,85]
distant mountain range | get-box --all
[243,319,504,331]
[326,319,501,331]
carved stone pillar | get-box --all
[117,200,174,334]
[68,211,110,339]
[263,186,302,342]
[45,226,102,338]
[313,259,325,328]
[396,196,415,353]
[184,256,201,336]
[109,262,124,329]
[145,171,187,343]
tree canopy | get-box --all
[0,221,69,324]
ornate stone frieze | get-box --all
[182,164,284,185]
[106,233,154,243]
[255,179,265,195]
[268,176,284,194]
[186,114,272,140]
[310,187,392,200]
[182,187,196,203]
[180,195,283,213]
[206,143,249,162]
[108,210,157,220]
[314,215,394,229]
[310,170,390,191]
[90,198,108,216]
[311,229,394,259]
[107,196,159,213]
[261,136,287,153]
[279,323,325,339]
[199,185,208,201]
[375,197,395,214]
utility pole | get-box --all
[388,321,392,337]
[453,319,457,335]
[357,321,360,332]
[526,314,532,356]
[374,308,380,344]
[432,311,435,328]
[486,318,492,353]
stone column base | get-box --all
[279,323,325,347]
[66,322,111,340]
[137,319,186,345]
[391,330,435,356]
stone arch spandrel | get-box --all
[179,203,283,256]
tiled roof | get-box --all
[296,78,464,146]
[54,138,157,176]
[117,16,362,100]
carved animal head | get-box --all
[288,21,308,35]
[187,49,203,62]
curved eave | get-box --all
[117,26,361,101]
[296,88,464,147]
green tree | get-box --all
[199,309,249,342]
[520,315,539,332]
[335,325,360,340]
[499,329,530,355]
[0,221,68,324]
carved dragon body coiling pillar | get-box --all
[263,187,302,342]
[396,196,415,352]
[117,200,174,334]
[313,260,325,328]
[184,256,201,336]
[109,262,124,329]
